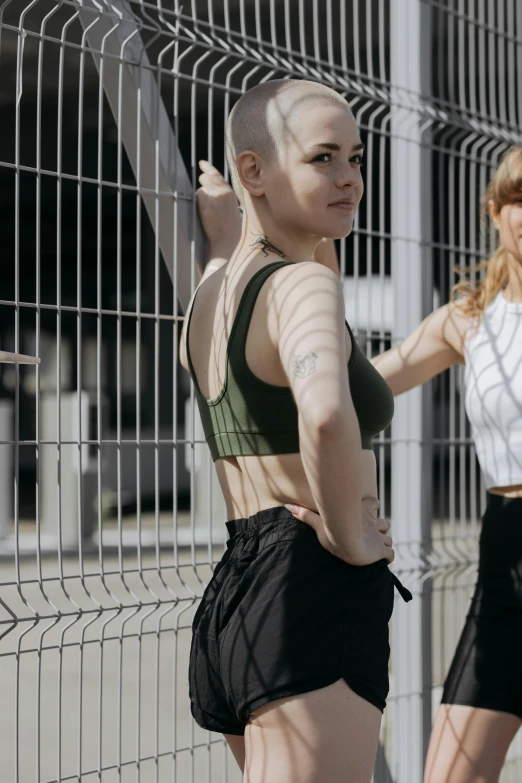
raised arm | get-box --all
[372,302,468,395]
[195,160,242,286]
[274,262,389,566]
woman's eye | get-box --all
[351,154,364,166]
[313,153,332,163]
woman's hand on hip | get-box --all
[285,496,394,566]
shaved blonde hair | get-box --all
[225,79,350,202]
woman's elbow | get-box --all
[305,405,349,436]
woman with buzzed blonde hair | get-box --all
[180,79,411,782]
[198,142,522,781]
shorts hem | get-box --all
[245,675,344,720]
[440,697,522,722]
[342,676,386,713]
[190,703,246,736]
[192,673,387,735]
[245,674,386,722]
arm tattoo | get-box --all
[291,351,318,378]
[249,232,286,258]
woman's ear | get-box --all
[488,199,501,230]
[236,151,265,198]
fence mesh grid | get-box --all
[0,1,521,780]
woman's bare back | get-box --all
[180,255,379,520]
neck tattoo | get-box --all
[249,232,286,259]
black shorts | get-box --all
[189,506,412,736]
[442,496,522,718]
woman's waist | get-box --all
[488,484,522,499]
[224,450,378,519]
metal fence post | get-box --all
[390,1,433,779]
[78,0,205,312]
[0,400,13,540]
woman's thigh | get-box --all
[424,704,521,783]
[244,679,382,783]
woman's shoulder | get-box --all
[270,259,341,290]
[266,262,345,348]
[269,261,343,309]
[441,299,476,357]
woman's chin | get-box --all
[321,226,354,241]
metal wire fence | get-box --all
[0,0,521,781]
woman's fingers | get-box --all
[284,503,320,528]
[198,159,223,176]
[198,160,231,191]
[383,546,395,564]
[287,503,392,539]
[377,517,391,534]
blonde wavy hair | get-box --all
[451,145,522,318]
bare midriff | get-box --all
[216,448,378,521]
[488,484,522,499]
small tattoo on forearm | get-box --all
[249,232,286,258]
[291,351,318,378]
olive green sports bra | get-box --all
[185,261,394,461]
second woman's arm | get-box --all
[372,303,467,395]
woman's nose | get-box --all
[336,162,361,189]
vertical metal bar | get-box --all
[506,0,516,129]
[477,0,487,117]
[497,0,507,126]
[468,0,477,117]
[390,2,432,779]
[517,0,522,128]
[75,14,94,779]
[378,0,386,84]
[312,0,320,66]
[365,0,374,83]
[352,0,361,76]
[152,25,163,781]
[95,16,117,782]
[339,0,348,75]
[13,10,22,783]
[487,0,497,121]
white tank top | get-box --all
[464,291,522,490]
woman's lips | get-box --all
[329,200,356,211]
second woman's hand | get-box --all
[285,496,394,566]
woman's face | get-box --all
[261,101,364,240]
[491,196,522,264]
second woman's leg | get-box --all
[244,679,382,783]
[424,591,522,781]
[424,704,520,783]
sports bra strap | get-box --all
[184,260,291,395]
[226,261,291,364]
